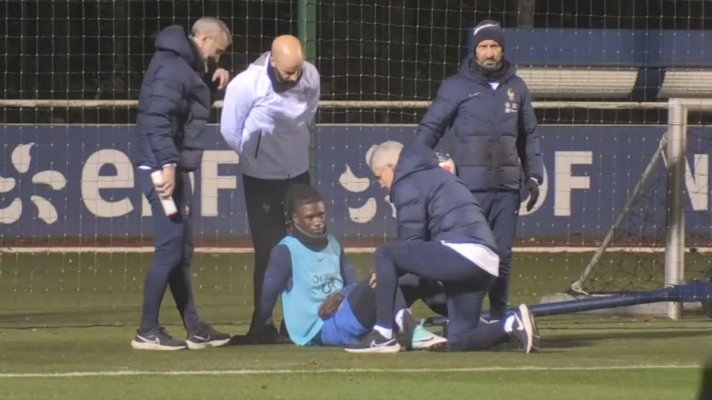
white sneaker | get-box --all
[511,304,539,354]
[411,320,448,351]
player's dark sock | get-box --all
[344,330,401,354]
[186,323,231,350]
[398,309,418,350]
[399,274,448,317]
[131,326,187,351]
[347,279,377,329]
[423,292,448,318]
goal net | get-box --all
[560,100,712,319]
[1,0,711,329]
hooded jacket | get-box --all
[135,25,217,171]
[390,142,498,253]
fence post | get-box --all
[298,0,318,186]
[665,98,687,321]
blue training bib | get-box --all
[280,234,343,345]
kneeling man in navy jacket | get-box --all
[345,141,539,354]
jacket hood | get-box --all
[459,53,516,84]
[392,143,440,188]
[154,25,204,72]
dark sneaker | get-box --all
[186,323,231,350]
[509,304,539,354]
[254,323,291,344]
[131,326,187,351]
[344,330,401,354]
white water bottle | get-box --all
[150,170,178,217]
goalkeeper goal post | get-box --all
[561,98,706,321]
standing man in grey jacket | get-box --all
[220,34,321,341]
[413,20,544,322]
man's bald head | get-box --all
[270,35,304,83]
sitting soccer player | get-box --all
[346,141,539,354]
[253,183,446,351]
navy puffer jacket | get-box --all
[414,55,543,191]
[390,143,498,253]
[135,25,217,171]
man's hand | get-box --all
[318,293,345,320]
[525,178,540,212]
[369,273,377,288]
[212,68,230,90]
[156,166,176,199]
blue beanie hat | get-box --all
[472,20,505,51]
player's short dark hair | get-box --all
[283,184,323,224]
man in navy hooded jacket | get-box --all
[413,20,544,321]
[131,18,232,351]
[345,141,539,354]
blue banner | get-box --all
[1,125,711,241]
[465,28,712,67]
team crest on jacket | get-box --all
[505,88,518,114]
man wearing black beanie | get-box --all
[413,20,544,324]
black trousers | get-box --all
[243,172,311,334]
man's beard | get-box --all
[272,67,299,90]
[477,59,501,70]
[472,58,507,82]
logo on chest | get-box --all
[312,271,339,294]
[297,88,310,102]
[504,88,518,114]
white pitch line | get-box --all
[3,246,710,254]
[0,364,699,379]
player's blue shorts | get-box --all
[317,297,369,346]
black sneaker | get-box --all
[186,323,231,350]
[509,304,539,354]
[344,330,401,354]
[254,323,291,345]
[131,326,187,351]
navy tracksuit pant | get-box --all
[373,241,511,352]
[138,169,202,333]
[399,190,520,322]
[472,190,520,321]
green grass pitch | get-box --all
[0,250,710,399]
